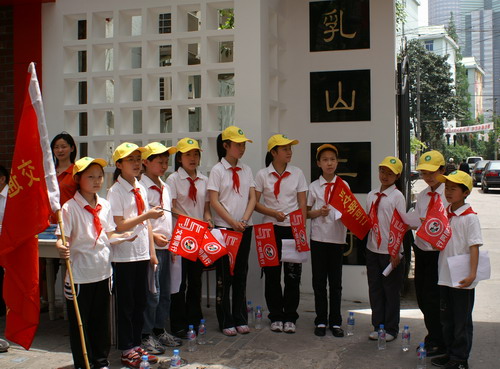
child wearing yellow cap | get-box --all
[365,156,407,342]
[254,134,308,334]
[167,138,213,339]
[430,170,482,369]
[55,157,130,369]
[107,143,165,367]
[208,126,256,336]
[410,150,448,356]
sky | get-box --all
[418,0,429,26]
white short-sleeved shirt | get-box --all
[438,204,483,289]
[107,175,150,262]
[139,175,172,250]
[166,167,208,220]
[207,158,255,228]
[307,175,347,244]
[56,191,116,284]
[413,183,449,251]
[365,184,407,254]
[254,163,308,226]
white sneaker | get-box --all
[141,335,165,355]
[270,321,283,332]
[283,322,296,334]
[368,331,378,340]
[386,333,395,342]
[157,331,182,347]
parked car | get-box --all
[481,160,500,193]
[467,156,483,170]
[472,160,489,186]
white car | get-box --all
[466,156,483,170]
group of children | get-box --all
[55,126,481,369]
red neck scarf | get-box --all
[447,206,476,219]
[229,167,242,194]
[84,204,103,242]
[369,192,386,248]
[271,171,291,199]
[323,182,335,204]
[187,177,199,203]
[427,191,439,217]
[132,188,145,215]
[150,185,163,208]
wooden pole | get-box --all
[57,210,90,369]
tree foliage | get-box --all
[395,0,406,32]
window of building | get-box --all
[424,40,434,51]
[159,13,171,34]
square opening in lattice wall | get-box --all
[63,14,87,41]
[158,76,172,101]
[79,112,88,136]
[92,44,113,72]
[160,108,173,133]
[188,75,201,99]
[92,12,114,38]
[118,10,142,37]
[159,45,172,66]
[188,43,201,65]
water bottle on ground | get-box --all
[247,300,254,326]
[417,342,427,369]
[377,324,386,350]
[255,305,263,330]
[187,325,197,352]
[170,349,181,369]
[402,325,411,352]
[198,319,207,345]
[139,355,150,368]
[346,312,355,336]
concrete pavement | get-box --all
[0,181,498,369]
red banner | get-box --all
[198,229,227,267]
[329,179,372,240]
[169,215,208,261]
[388,209,409,257]
[416,197,452,251]
[254,223,280,267]
[220,229,243,275]
[289,209,310,252]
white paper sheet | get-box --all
[170,254,182,294]
[447,250,491,287]
[382,253,403,277]
[281,239,309,264]
[147,263,157,294]
[110,223,146,245]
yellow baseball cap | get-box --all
[316,144,339,159]
[176,137,202,153]
[142,142,177,160]
[221,126,253,143]
[267,134,299,152]
[416,150,445,171]
[112,142,146,163]
[437,170,473,191]
[73,157,107,177]
[379,156,403,175]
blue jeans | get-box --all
[143,249,171,334]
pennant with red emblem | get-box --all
[220,229,243,275]
[289,209,310,252]
[198,229,227,267]
[254,223,280,267]
[416,197,452,251]
[169,215,208,261]
[388,209,409,257]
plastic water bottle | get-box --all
[417,342,427,369]
[346,312,355,336]
[402,325,411,352]
[255,305,263,330]
[377,324,386,350]
[247,300,254,326]
[187,325,197,352]
[169,349,181,369]
[139,355,150,368]
[198,319,207,345]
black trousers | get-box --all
[263,226,302,324]
[440,286,475,361]
[414,246,445,347]
[114,260,148,350]
[310,240,343,327]
[67,278,111,369]
[170,257,204,333]
[215,226,252,330]
[365,249,404,337]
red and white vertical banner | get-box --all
[416,197,452,251]
[388,209,409,257]
[198,229,228,267]
[254,223,280,267]
[289,209,310,252]
[220,229,242,276]
[169,215,208,261]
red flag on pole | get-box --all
[254,223,279,267]
[198,229,227,267]
[329,179,372,240]
[169,215,208,261]
[289,209,310,252]
[220,229,242,276]
[416,197,452,251]
[0,63,60,350]
[388,209,409,257]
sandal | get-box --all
[236,325,250,334]
[222,327,237,336]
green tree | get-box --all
[395,0,406,32]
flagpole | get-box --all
[57,210,91,369]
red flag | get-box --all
[220,229,242,276]
[254,223,280,267]
[0,63,60,350]
[388,209,409,257]
[416,197,452,251]
[198,229,227,267]
[169,215,208,261]
[289,209,310,252]
[329,179,372,240]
